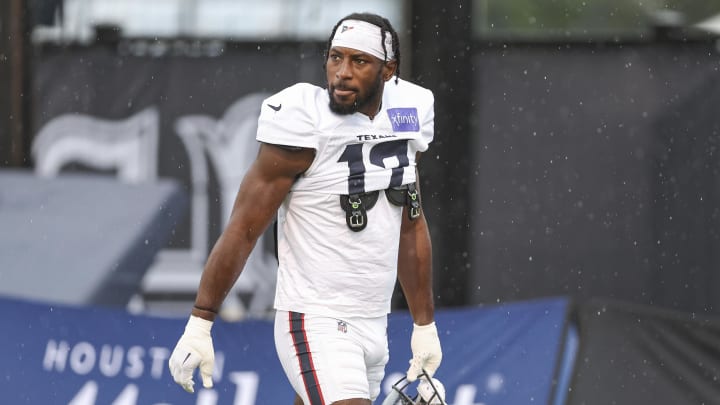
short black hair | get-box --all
[325,12,401,83]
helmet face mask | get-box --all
[383,369,447,405]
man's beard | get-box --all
[328,72,384,115]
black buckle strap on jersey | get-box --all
[340,191,379,232]
[406,183,421,220]
[385,182,421,220]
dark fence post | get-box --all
[0,0,32,167]
[409,1,474,306]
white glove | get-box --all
[406,322,442,382]
[168,315,215,393]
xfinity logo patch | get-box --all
[387,108,420,132]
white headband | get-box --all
[331,19,394,61]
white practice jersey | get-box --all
[256,78,434,318]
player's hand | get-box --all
[406,322,442,382]
[168,315,215,393]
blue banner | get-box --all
[0,296,573,404]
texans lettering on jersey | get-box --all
[256,78,434,318]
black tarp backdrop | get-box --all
[653,71,720,315]
[410,0,475,308]
[568,299,720,405]
[468,41,720,315]
[28,35,720,315]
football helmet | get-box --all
[381,369,447,405]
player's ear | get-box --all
[383,60,398,81]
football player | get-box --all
[169,12,443,405]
